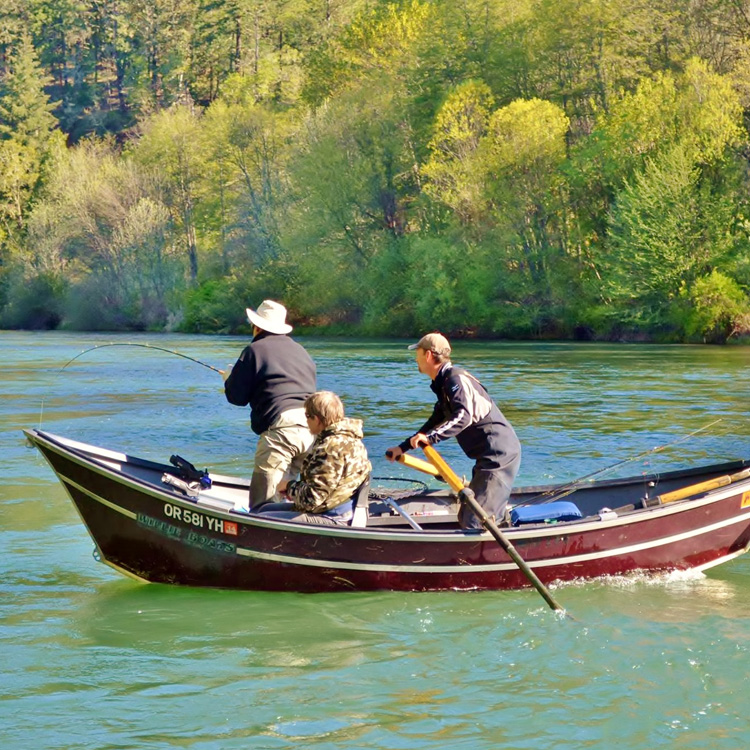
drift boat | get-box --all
[24,428,750,592]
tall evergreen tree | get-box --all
[0,32,59,229]
[0,33,57,146]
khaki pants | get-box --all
[250,408,313,509]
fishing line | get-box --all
[58,342,223,374]
[39,342,224,429]
[523,418,724,506]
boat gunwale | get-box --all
[26,428,750,545]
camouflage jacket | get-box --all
[286,418,371,513]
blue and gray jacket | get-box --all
[400,362,521,473]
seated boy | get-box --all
[257,391,371,525]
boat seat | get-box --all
[510,501,582,526]
[350,476,372,527]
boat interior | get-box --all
[35,431,750,532]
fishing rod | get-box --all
[38,342,225,429]
[58,342,224,375]
[526,418,724,506]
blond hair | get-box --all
[304,391,345,427]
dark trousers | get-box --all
[458,456,519,530]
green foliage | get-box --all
[360,237,416,335]
[282,78,421,327]
[18,137,185,330]
[302,0,435,105]
[201,90,289,269]
[603,141,741,332]
[363,233,501,337]
[481,99,570,280]
[131,105,207,282]
[180,261,300,333]
[180,277,245,333]
[421,81,494,223]
[3,0,750,343]
[484,98,568,172]
[679,58,744,164]
[0,32,59,228]
[684,271,750,344]
[0,33,57,146]
[0,269,66,329]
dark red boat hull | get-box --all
[27,430,750,592]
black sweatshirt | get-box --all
[224,332,317,434]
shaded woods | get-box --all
[2,0,750,342]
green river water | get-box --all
[3,330,750,748]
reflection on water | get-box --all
[3,331,750,749]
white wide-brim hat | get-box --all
[246,300,293,334]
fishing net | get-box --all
[368,477,430,500]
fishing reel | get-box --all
[169,454,212,489]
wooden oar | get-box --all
[422,445,567,614]
[654,468,750,505]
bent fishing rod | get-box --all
[58,342,224,375]
[39,342,225,428]
[527,418,723,506]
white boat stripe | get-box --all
[99,557,151,582]
[61,475,138,519]
[234,547,517,572]
[692,541,750,573]
[235,512,750,572]
[61,463,750,576]
[57,464,750,571]
[56,462,750,581]
[44,434,750,540]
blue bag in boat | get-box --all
[510,501,582,526]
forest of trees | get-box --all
[2,0,750,342]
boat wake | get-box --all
[554,567,706,590]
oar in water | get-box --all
[420,445,567,615]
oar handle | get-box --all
[390,451,445,481]
[656,467,750,505]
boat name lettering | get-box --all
[185,531,236,554]
[137,513,182,538]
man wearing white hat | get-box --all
[224,300,317,508]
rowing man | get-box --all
[385,333,521,529]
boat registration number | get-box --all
[163,502,239,535]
